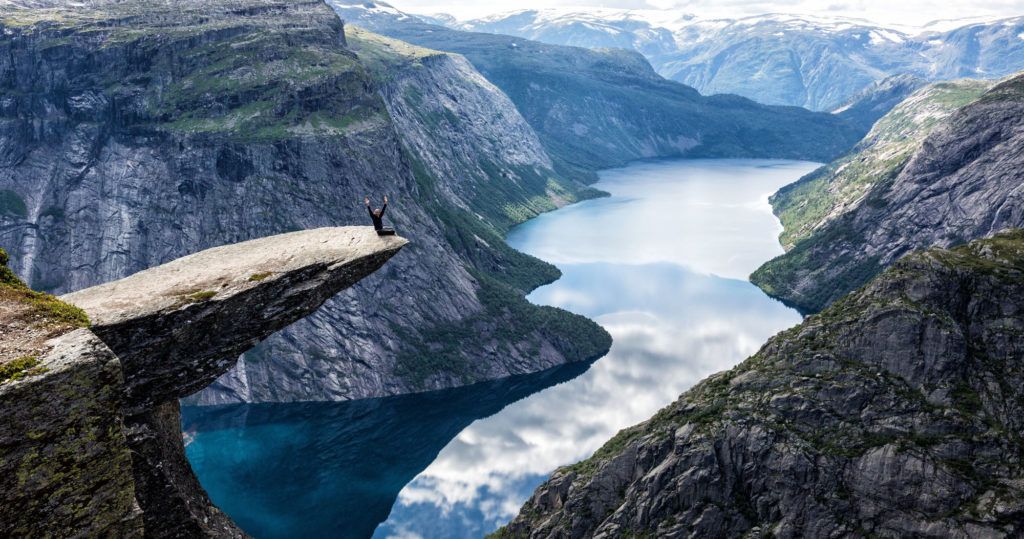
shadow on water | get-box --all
[184,158,820,538]
[180,360,594,539]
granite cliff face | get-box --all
[752,73,1024,313]
[498,230,1024,538]
[0,228,404,536]
[0,0,609,404]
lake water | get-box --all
[182,158,819,538]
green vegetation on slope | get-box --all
[348,25,605,232]
[978,74,1024,104]
[502,230,1024,537]
[0,249,89,329]
[393,154,611,388]
[345,25,441,77]
[771,79,993,249]
[750,217,884,313]
[1,1,387,142]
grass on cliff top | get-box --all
[0,355,46,384]
[0,248,90,329]
[12,1,388,142]
[978,73,1024,104]
[346,25,444,77]
[771,79,992,250]
[147,30,383,141]
[931,228,1024,276]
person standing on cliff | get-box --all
[365,195,394,236]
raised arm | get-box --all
[380,195,388,216]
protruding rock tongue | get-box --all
[62,226,407,414]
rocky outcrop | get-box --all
[498,230,1024,538]
[0,329,142,537]
[62,228,407,413]
[0,0,609,405]
[1,228,405,536]
[753,73,1024,312]
[64,227,406,412]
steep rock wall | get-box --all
[500,231,1024,538]
[753,73,1024,312]
[0,0,609,405]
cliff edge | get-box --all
[0,227,406,537]
[499,230,1024,538]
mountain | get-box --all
[447,10,1024,111]
[771,78,993,251]
[454,8,680,58]
[496,230,1024,537]
[832,73,928,132]
[752,73,1024,312]
[654,14,919,111]
[330,2,864,173]
[0,0,610,404]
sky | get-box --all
[383,0,1023,28]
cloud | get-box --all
[387,0,1022,28]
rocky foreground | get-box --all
[498,230,1024,538]
[0,227,405,537]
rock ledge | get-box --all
[2,227,406,537]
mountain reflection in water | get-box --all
[184,159,819,538]
[181,362,591,539]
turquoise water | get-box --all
[183,158,818,538]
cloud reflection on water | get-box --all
[375,159,815,537]
[184,159,819,538]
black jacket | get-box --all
[367,202,387,230]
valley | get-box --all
[183,158,813,537]
[446,8,1024,111]
[2,0,1023,537]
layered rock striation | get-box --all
[1,228,405,536]
[0,0,610,404]
[499,230,1024,538]
[753,73,1024,313]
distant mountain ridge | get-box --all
[330,1,864,174]
[442,8,1024,111]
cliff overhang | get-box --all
[0,227,406,536]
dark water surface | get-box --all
[183,158,819,538]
